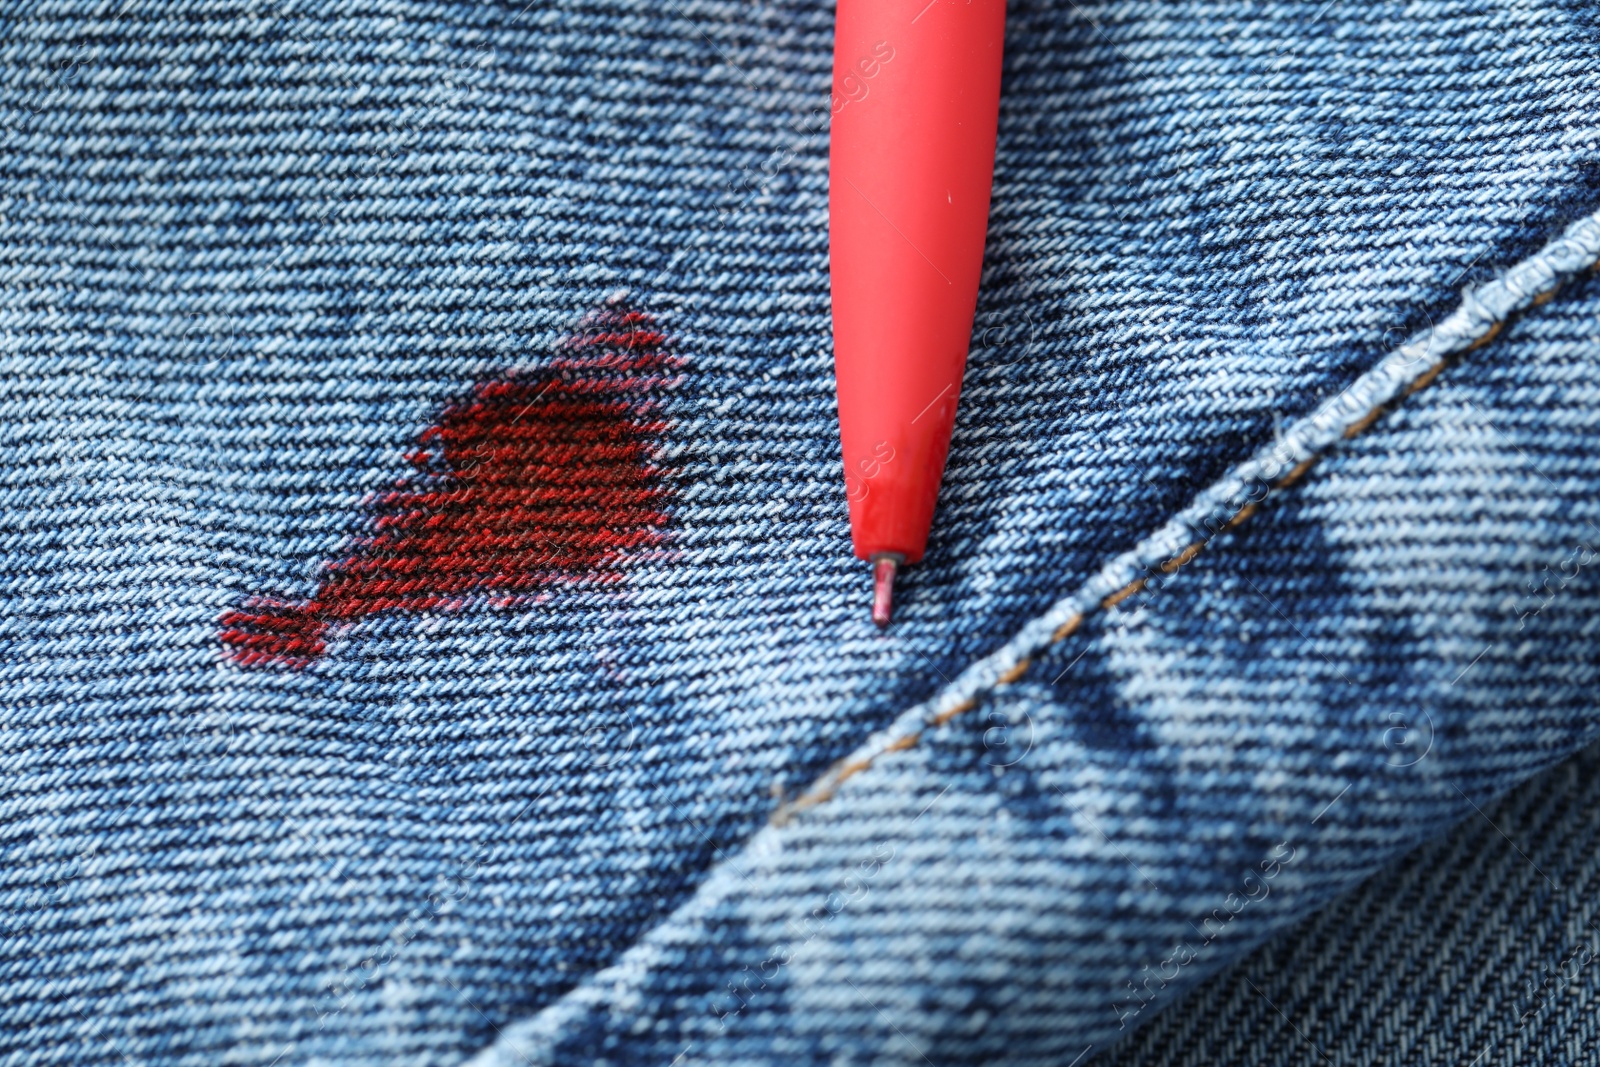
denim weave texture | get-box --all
[3,0,1600,1064]
[1102,738,1600,1067]
[466,230,1600,1067]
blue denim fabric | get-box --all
[3,0,1600,1064]
[464,218,1600,1067]
[1102,738,1600,1067]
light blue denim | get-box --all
[2,0,1600,1064]
[466,217,1600,1067]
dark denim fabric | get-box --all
[3,0,1600,1064]
[1101,738,1600,1067]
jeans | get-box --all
[3,0,1599,1063]
[1103,737,1600,1067]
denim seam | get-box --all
[771,205,1600,822]
[460,205,1600,1067]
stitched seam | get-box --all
[771,207,1600,823]
[460,208,1600,1067]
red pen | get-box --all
[829,0,1006,627]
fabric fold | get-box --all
[465,213,1600,1067]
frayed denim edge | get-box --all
[460,206,1600,1067]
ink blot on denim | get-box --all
[219,309,677,667]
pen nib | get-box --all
[871,555,899,629]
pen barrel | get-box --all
[830,0,1005,563]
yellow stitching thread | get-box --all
[1101,577,1147,609]
[997,659,1031,685]
[1404,360,1449,397]
[1343,404,1385,439]
[1467,320,1503,350]
[1051,613,1084,642]
[931,698,976,727]
[1274,457,1319,489]
[1161,542,1205,572]
[842,756,873,775]
[770,274,1568,824]
[1223,502,1258,529]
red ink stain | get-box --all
[221,308,679,668]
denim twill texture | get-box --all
[465,213,1600,1067]
[1102,738,1600,1067]
[3,1,1600,1065]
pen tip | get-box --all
[871,555,899,629]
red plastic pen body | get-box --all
[829,0,1005,620]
